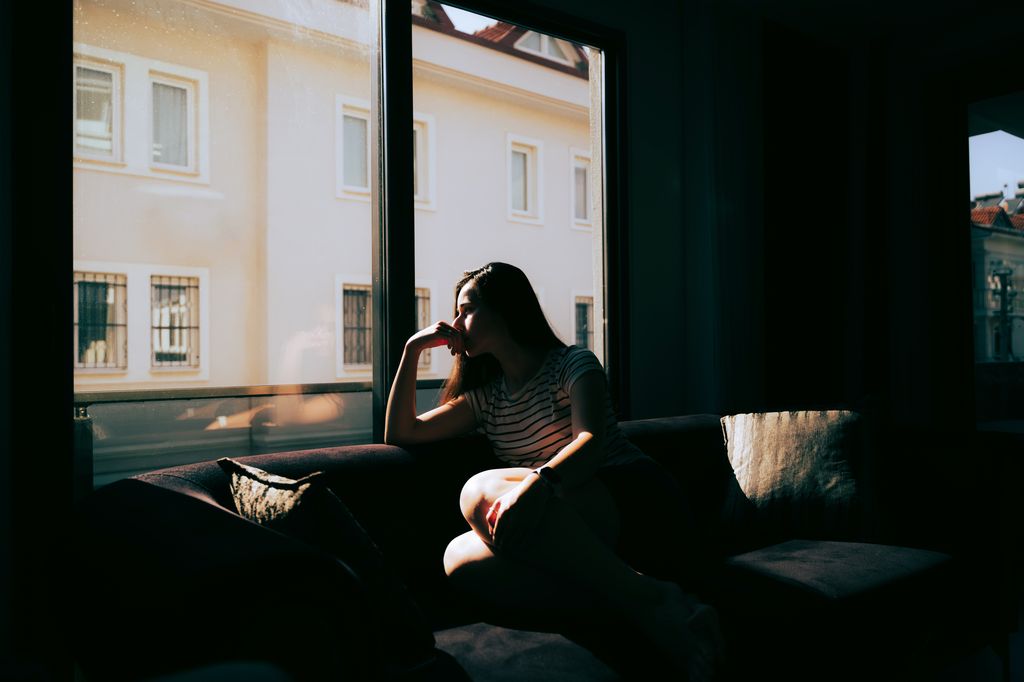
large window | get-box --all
[73,0,617,485]
[968,91,1024,423]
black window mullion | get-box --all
[370,0,415,444]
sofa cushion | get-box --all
[217,457,437,674]
[720,410,865,544]
[723,539,951,603]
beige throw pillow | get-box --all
[720,410,863,544]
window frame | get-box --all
[148,72,198,175]
[570,147,592,229]
[571,292,595,351]
[412,112,436,210]
[513,31,574,67]
[73,271,128,372]
[72,56,124,164]
[336,277,374,374]
[72,42,210,183]
[336,96,373,199]
[149,274,201,370]
[73,260,210,386]
[506,132,544,225]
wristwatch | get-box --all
[532,466,564,498]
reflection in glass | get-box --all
[412,3,604,382]
[75,66,114,154]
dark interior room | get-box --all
[2,0,1022,679]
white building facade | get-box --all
[73,0,601,393]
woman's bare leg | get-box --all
[446,468,715,674]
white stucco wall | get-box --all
[73,0,600,391]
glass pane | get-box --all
[75,66,114,153]
[574,165,588,220]
[343,114,368,188]
[511,150,527,212]
[520,31,541,51]
[545,37,563,60]
[152,82,188,166]
[74,0,374,484]
[968,91,1024,425]
[413,5,605,385]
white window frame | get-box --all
[74,271,129,373]
[335,275,373,376]
[73,43,210,184]
[149,72,198,175]
[414,279,436,372]
[73,261,210,387]
[73,57,124,164]
[513,31,574,67]
[571,291,595,351]
[413,112,437,210]
[507,133,544,225]
[570,148,592,229]
[336,96,372,201]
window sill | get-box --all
[508,213,544,227]
[336,190,371,203]
[74,159,210,185]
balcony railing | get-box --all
[74,379,446,494]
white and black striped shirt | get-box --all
[463,345,651,469]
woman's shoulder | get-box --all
[555,344,605,391]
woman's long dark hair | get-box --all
[440,262,565,404]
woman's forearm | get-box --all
[383,342,422,445]
[539,432,605,493]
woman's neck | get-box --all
[493,343,549,392]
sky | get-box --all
[442,5,498,34]
[968,130,1024,201]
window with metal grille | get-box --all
[416,287,431,368]
[343,284,373,365]
[151,275,200,367]
[575,296,594,351]
[74,272,127,369]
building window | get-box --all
[343,284,373,366]
[571,150,591,226]
[151,275,200,368]
[507,134,543,224]
[412,114,436,208]
[575,295,594,351]
[513,31,573,66]
[74,272,128,370]
[74,60,121,161]
[337,97,371,196]
[150,75,196,172]
[416,287,431,368]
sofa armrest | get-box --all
[71,478,377,682]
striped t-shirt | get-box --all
[462,345,651,469]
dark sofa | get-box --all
[71,414,1010,681]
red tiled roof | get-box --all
[972,206,1004,226]
[1012,214,1024,231]
[410,13,588,79]
[473,22,519,44]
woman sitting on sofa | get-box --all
[384,261,722,679]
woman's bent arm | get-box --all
[384,339,477,445]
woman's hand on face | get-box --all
[486,477,551,550]
[407,321,465,356]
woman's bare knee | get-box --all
[458,468,531,526]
